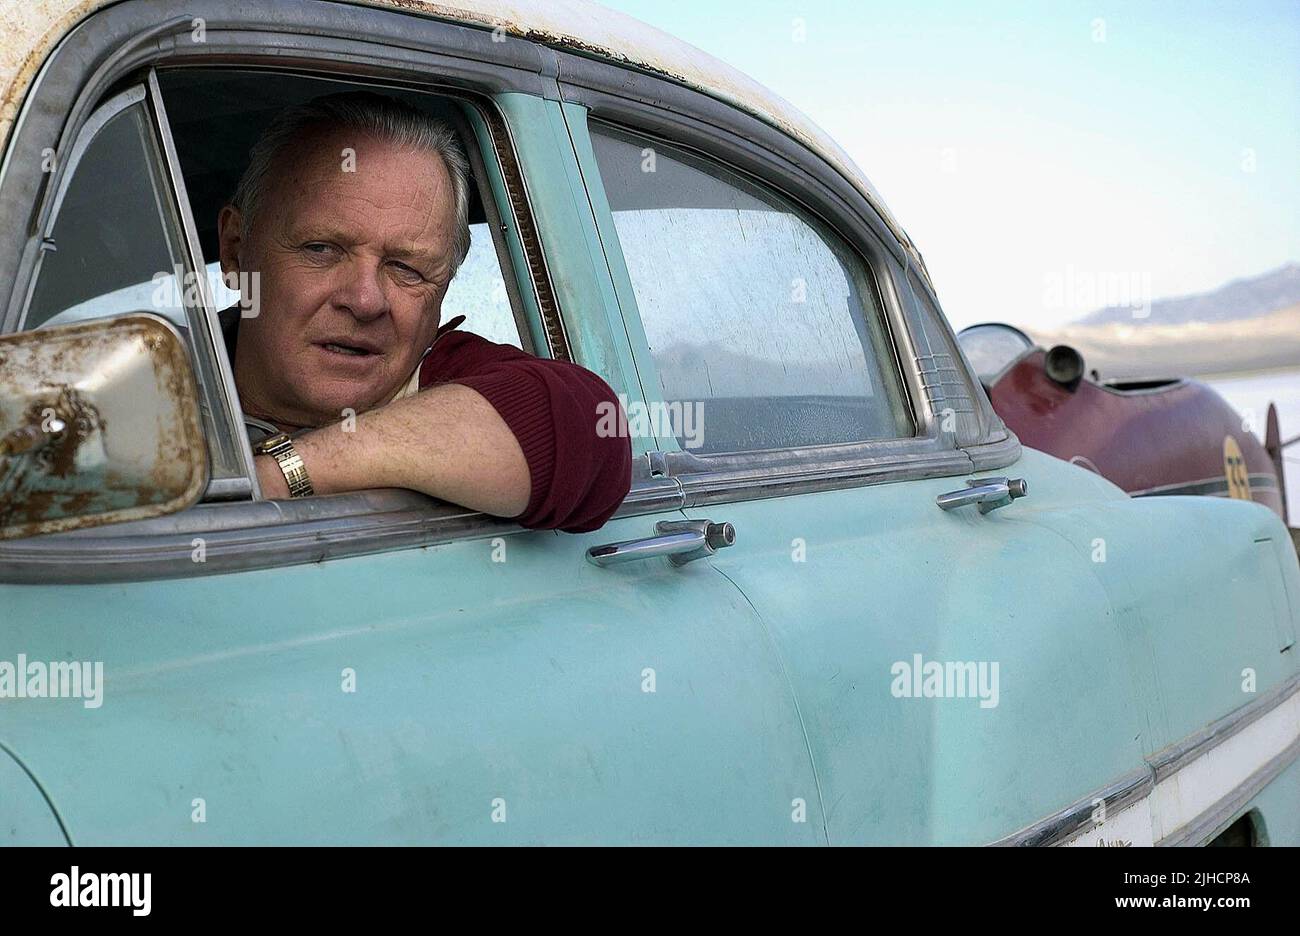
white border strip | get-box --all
[1064,686,1300,846]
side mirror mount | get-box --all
[0,313,208,540]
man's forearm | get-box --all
[255,383,531,517]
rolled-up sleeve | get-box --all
[420,332,632,532]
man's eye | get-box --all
[390,262,425,283]
[302,243,337,257]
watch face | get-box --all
[256,432,290,454]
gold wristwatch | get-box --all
[254,432,315,498]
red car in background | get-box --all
[959,323,1290,524]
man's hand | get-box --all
[255,382,531,517]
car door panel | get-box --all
[682,448,1150,844]
[0,516,824,844]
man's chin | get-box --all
[296,380,392,427]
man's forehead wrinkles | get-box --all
[295,195,444,237]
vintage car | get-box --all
[959,322,1291,523]
[0,0,1297,847]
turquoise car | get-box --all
[1,0,1297,846]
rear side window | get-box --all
[590,123,912,455]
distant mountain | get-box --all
[1078,262,1300,326]
[1031,303,1300,380]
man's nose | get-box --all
[334,257,391,322]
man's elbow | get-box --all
[515,374,633,533]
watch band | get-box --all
[255,432,314,498]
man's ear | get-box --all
[217,205,244,277]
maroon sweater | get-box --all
[221,309,632,533]
[416,317,632,532]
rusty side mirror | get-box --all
[0,313,208,540]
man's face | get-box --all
[219,126,459,428]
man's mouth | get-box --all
[318,341,381,358]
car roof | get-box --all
[2,0,921,264]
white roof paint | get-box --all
[2,0,918,258]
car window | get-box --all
[589,123,912,456]
[443,221,521,347]
[25,101,190,331]
[19,87,245,483]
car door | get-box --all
[0,0,823,845]
[563,73,1155,845]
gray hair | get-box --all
[230,91,473,276]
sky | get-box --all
[597,0,1300,331]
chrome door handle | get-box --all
[936,476,1028,514]
[586,519,736,567]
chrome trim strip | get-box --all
[963,431,1021,472]
[990,671,1300,846]
[24,17,193,235]
[0,479,683,584]
[678,449,976,508]
[203,477,256,500]
[1147,670,1300,783]
[990,767,1154,847]
[146,69,260,500]
[1157,735,1300,847]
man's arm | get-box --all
[255,336,633,532]
[256,382,532,517]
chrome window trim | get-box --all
[13,85,147,320]
[990,670,1300,846]
[11,81,255,502]
[2,13,198,328]
[583,115,919,450]
[581,114,926,453]
[679,450,978,510]
[0,0,623,573]
[0,475,683,584]
[145,68,260,500]
[1,0,560,331]
[559,52,1018,499]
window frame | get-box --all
[583,116,917,458]
[0,0,673,583]
[557,51,1020,507]
[13,79,258,499]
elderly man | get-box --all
[216,92,631,533]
